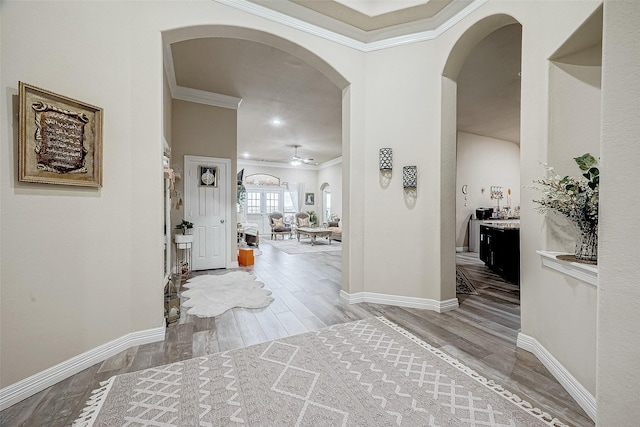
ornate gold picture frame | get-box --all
[19,82,103,187]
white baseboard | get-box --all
[340,290,459,313]
[0,325,166,411]
[455,246,468,253]
[517,332,596,421]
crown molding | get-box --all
[164,1,487,104]
[164,38,243,109]
[238,156,342,170]
[215,0,489,52]
[216,0,367,50]
[238,159,319,170]
[173,85,243,109]
[318,156,342,169]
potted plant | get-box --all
[531,153,599,263]
[307,210,318,227]
[175,219,193,235]
[175,220,194,244]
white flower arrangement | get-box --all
[531,153,599,231]
[531,153,599,261]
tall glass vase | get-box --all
[575,224,598,262]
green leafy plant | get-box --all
[531,153,599,232]
[237,180,246,206]
[306,210,318,226]
[175,219,194,235]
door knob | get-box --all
[220,219,225,224]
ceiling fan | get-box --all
[289,145,314,165]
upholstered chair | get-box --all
[294,212,311,228]
[268,212,292,240]
[327,217,342,241]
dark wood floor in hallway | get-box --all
[0,243,594,426]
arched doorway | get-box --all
[162,25,353,290]
[320,182,331,224]
[440,14,522,303]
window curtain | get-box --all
[286,182,304,213]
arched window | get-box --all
[244,174,280,186]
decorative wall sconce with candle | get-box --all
[403,166,417,189]
[379,148,393,188]
[379,148,393,171]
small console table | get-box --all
[174,234,193,280]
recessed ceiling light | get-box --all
[271,119,282,126]
[243,152,249,158]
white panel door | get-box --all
[185,156,229,270]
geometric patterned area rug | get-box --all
[262,237,341,255]
[181,271,273,318]
[456,265,479,295]
[74,317,567,426]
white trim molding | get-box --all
[215,0,489,52]
[318,156,342,169]
[238,158,319,170]
[537,250,598,286]
[173,85,243,110]
[163,41,242,109]
[0,326,165,411]
[517,332,596,421]
[238,157,341,171]
[340,290,459,313]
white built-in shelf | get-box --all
[537,250,598,287]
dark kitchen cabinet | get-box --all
[479,224,520,284]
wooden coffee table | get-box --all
[296,227,332,246]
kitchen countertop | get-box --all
[480,219,520,230]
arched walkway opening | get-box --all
[440,14,522,307]
[162,25,353,292]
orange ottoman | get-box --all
[238,248,254,266]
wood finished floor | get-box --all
[1,245,594,427]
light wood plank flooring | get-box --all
[0,244,594,426]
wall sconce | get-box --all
[379,148,393,171]
[403,166,417,189]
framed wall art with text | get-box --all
[18,82,103,187]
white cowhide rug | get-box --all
[181,271,273,317]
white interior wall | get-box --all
[317,161,343,221]
[546,45,602,252]
[171,99,238,267]
[435,0,602,398]
[597,1,640,423]
[2,0,627,416]
[0,0,367,390]
[455,131,520,249]
[363,40,444,299]
[163,72,172,146]
[1,1,163,387]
